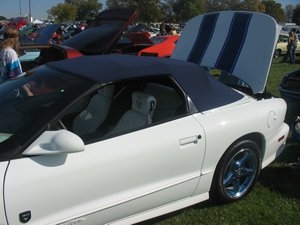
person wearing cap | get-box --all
[0,26,23,82]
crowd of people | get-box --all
[159,22,178,35]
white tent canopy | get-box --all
[32,18,44,24]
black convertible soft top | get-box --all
[48,54,243,111]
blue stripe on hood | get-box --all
[188,13,219,64]
[215,12,252,73]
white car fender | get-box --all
[192,97,288,195]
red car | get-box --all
[137,35,179,58]
[7,17,28,29]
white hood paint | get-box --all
[172,11,281,94]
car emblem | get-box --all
[19,211,31,223]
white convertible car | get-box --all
[0,11,288,225]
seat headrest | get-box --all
[144,83,183,108]
[132,92,156,115]
[97,85,114,98]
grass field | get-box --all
[139,56,300,225]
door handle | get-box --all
[179,135,201,146]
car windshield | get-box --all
[0,65,94,157]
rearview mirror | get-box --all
[23,130,84,156]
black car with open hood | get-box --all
[19,8,138,72]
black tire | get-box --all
[210,139,261,203]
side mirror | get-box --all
[23,130,84,156]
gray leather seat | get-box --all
[144,83,183,122]
[108,91,156,135]
[72,85,114,136]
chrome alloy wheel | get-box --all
[222,148,258,198]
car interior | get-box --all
[55,76,187,143]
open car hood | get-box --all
[34,24,61,45]
[63,8,138,54]
[19,24,61,46]
[171,11,281,94]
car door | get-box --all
[3,98,205,224]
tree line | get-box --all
[46,0,300,24]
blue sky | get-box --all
[0,0,299,19]
[0,0,106,19]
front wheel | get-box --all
[210,140,261,203]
